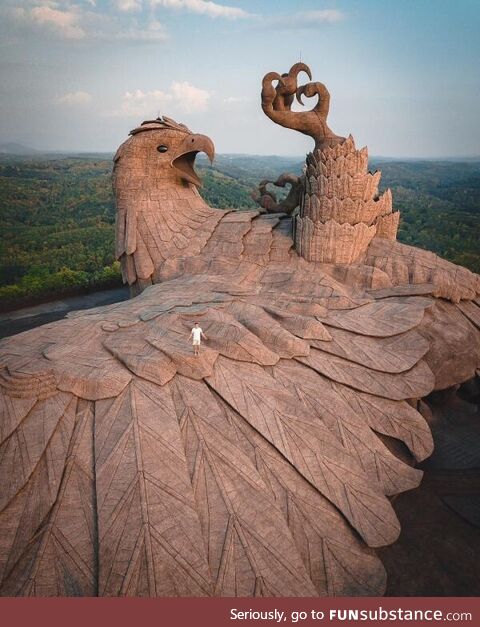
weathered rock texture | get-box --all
[114,117,220,295]
[252,173,304,216]
[296,137,398,263]
[0,63,479,597]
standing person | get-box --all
[189,322,207,356]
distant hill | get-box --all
[197,154,303,185]
[0,143,39,155]
[0,153,479,310]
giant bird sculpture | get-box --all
[0,63,479,597]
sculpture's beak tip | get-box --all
[171,133,215,187]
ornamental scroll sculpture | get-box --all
[261,62,345,150]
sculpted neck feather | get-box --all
[112,118,222,294]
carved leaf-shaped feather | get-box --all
[0,393,78,588]
[1,231,475,597]
[206,356,401,547]
[0,400,96,596]
[94,379,212,596]
[171,376,317,596]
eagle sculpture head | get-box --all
[112,116,221,291]
[113,116,215,189]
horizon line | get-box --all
[1,146,480,162]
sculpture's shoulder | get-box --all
[365,237,480,303]
[156,210,295,282]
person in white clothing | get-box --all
[189,322,207,356]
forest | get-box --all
[1,152,479,310]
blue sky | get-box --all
[1,0,479,156]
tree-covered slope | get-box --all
[373,159,480,273]
[0,153,479,309]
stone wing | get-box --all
[0,264,458,597]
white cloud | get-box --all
[113,0,142,11]
[223,96,249,104]
[57,90,93,105]
[150,0,251,19]
[114,82,210,117]
[8,2,168,43]
[115,89,172,117]
[170,81,210,112]
[104,19,168,42]
[298,9,344,24]
[25,5,86,39]
[5,0,254,45]
[269,9,345,29]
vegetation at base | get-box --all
[0,152,479,310]
[0,156,119,309]
[373,159,480,274]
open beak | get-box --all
[171,133,215,187]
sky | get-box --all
[0,0,479,157]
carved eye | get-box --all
[157,145,168,153]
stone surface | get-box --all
[0,64,479,597]
[261,63,345,150]
[295,137,399,264]
[366,238,480,303]
[252,174,303,215]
